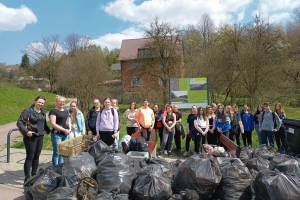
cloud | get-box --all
[103,0,253,26]
[237,10,245,21]
[252,0,299,22]
[0,3,37,32]
[92,27,144,49]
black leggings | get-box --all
[207,130,218,145]
[100,131,114,146]
[185,133,192,152]
[24,135,44,178]
[275,127,286,149]
[194,128,207,153]
[174,130,181,151]
[242,131,252,147]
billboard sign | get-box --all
[169,77,209,109]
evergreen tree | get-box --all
[20,53,30,71]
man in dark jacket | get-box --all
[86,99,101,135]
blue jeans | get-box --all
[261,130,275,148]
[254,124,262,146]
[51,133,67,166]
[113,131,119,149]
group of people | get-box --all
[17,94,287,182]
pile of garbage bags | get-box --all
[24,141,300,200]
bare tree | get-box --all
[292,5,300,23]
[64,33,91,52]
[23,35,62,92]
[134,17,183,103]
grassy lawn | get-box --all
[10,102,300,152]
[0,84,56,126]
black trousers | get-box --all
[126,127,139,136]
[174,130,181,151]
[23,135,44,178]
[99,131,114,146]
[242,131,252,147]
[90,128,97,135]
[141,126,151,141]
[235,131,241,146]
[207,130,218,145]
[229,130,235,142]
[159,127,168,150]
[275,127,286,149]
[185,132,192,152]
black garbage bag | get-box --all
[132,164,172,200]
[212,160,252,200]
[250,169,258,199]
[252,144,276,159]
[172,153,222,199]
[93,192,129,200]
[88,140,110,161]
[24,173,43,200]
[45,163,64,175]
[269,153,300,176]
[59,164,84,188]
[239,147,254,164]
[148,158,175,179]
[96,151,136,194]
[95,148,124,165]
[246,156,270,171]
[47,187,75,200]
[254,169,300,200]
[269,153,291,170]
[69,152,97,176]
[31,168,61,200]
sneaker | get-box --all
[168,151,172,156]
[183,151,189,157]
[176,150,181,155]
[164,150,167,154]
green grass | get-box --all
[0,84,56,125]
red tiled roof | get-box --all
[119,38,148,61]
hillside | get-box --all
[0,84,56,125]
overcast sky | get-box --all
[0,0,298,65]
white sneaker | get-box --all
[183,151,189,157]
[164,150,168,155]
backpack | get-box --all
[261,111,276,128]
[128,137,150,154]
[100,107,115,117]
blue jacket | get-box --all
[67,108,85,134]
[215,113,231,132]
[240,111,254,131]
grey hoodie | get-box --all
[258,110,281,131]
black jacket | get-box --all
[86,106,98,132]
[16,107,50,136]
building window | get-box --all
[131,78,142,86]
[138,49,149,57]
[131,62,140,69]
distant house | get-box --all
[16,76,50,91]
[5,66,19,73]
[119,37,184,102]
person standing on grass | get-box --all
[193,107,209,154]
[274,103,287,149]
[17,95,51,182]
[216,104,231,148]
[152,104,161,142]
[135,99,155,141]
[111,98,122,150]
[232,103,242,146]
[183,105,198,157]
[254,105,264,146]
[159,104,176,156]
[123,101,139,136]
[206,105,217,145]
[173,104,183,155]
[66,101,85,139]
[86,99,101,136]
[225,105,235,142]
[96,98,119,147]
[240,104,254,147]
[259,102,281,148]
[157,102,170,153]
[49,95,71,166]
